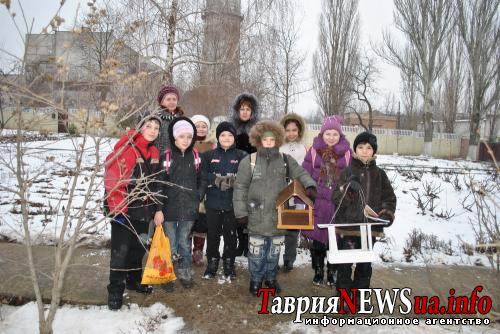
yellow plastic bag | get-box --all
[141,225,176,285]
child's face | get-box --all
[323,129,340,147]
[161,93,178,112]
[140,120,160,142]
[175,133,193,151]
[262,136,276,148]
[285,122,300,142]
[239,103,252,122]
[219,131,235,149]
[356,143,374,162]
[195,121,208,138]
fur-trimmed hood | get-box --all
[249,120,285,148]
[167,116,197,153]
[229,93,260,135]
[280,113,306,142]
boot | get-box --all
[249,281,262,296]
[192,235,205,267]
[283,260,293,272]
[264,280,281,293]
[326,263,337,286]
[107,291,123,310]
[311,250,325,285]
[126,281,153,294]
[107,282,124,311]
[223,257,236,280]
[203,257,219,279]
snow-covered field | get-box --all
[0,134,498,269]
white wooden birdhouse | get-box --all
[275,180,314,230]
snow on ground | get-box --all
[1,302,497,334]
[0,134,498,268]
[0,302,184,333]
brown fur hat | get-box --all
[249,120,285,148]
[280,113,306,141]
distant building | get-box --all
[343,110,397,129]
[21,30,161,132]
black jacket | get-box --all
[158,117,207,221]
[332,156,396,236]
[202,144,247,210]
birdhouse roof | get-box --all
[275,180,314,208]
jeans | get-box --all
[206,208,237,259]
[163,220,194,280]
[248,234,285,283]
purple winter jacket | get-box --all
[301,135,352,245]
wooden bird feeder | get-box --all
[317,222,388,264]
[275,180,314,230]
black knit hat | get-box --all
[216,121,237,140]
[353,131,378,154]
[138,114,162,129]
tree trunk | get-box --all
[423,90,433,156]
[164,0,178,83]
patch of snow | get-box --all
[0,302,184,334]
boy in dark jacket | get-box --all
[104,115,163,310]
[233,120,317,295]
[156,117,207,290]
[202,122,247,280]
[332,132,396,295]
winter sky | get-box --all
[0,0,401,117]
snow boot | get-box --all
[264,280,281,293]
[107,282,124,310]
[311,250,325,285]
[126,281,152,294]
[283,260,293,272]
[203,257,219,279]
[326,263,337,286]
[192,235,205,267]
[249,281,262,296]
[223,257,236,280]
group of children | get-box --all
[104,85,396,310]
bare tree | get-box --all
[262,1,306,115]
[313,0,359,117]
[378,0,454,156]
[457,0,499,160]
[350,55,378,131]
[0,2,161,332]
[399,47,421,130]
[439,24,464,134]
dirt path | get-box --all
[0,242,498,333]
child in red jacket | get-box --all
[104,115,163,310]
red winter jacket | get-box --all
[104,130,160,215]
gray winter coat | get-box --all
[233,121,316,237]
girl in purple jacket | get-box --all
[301,116,351,286]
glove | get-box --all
[214,175,224,189]
[346,175,361,193]
[305,187,317,202]
[220,176,236,191]
[378,209,395,227]
[236,216,248,225]
[113,214,127,225]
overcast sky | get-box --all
[0,0,401,117]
